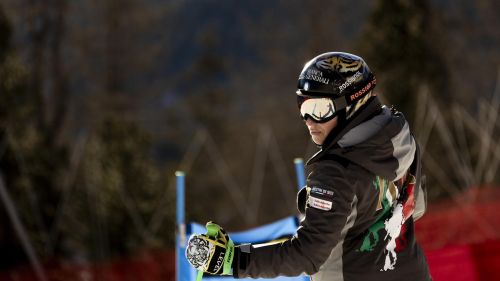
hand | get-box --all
[185,222,235,275]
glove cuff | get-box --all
[232,244,252,278]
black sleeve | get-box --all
[233,161,357,278]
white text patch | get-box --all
[308,196,333,211]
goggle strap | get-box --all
[333,96,347,112]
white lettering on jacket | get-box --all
[308,196,333,211]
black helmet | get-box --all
[296,52,376,120]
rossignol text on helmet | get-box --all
[296,52,376,121]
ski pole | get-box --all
[196,270,203,281]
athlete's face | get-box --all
[304,117,338,145]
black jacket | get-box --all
[233,97,431,281]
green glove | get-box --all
[185,222,235,275]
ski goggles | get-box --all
[297,96,337,123]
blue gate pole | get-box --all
[176,171,186,281]
[294,158,306,190]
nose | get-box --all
[305,118,317,127]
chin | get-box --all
[312,138,323,146]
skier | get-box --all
[185,52,432,281]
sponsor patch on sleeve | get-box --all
[310,186,334,198]
[308,195,333,211]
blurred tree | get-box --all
[174,28,243,226]
[0,3,30,270]
[1,0,176,268]
[0,5,9,62]
[48,0,177,260]
[183,29,231,138]
[356,0,465,200]
[357,0,449,122]
[75,0,167,123]
[58,118,174,261]
[0,0,72,267]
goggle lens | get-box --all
[297,97,336,123]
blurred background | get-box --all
[0,0,499,280]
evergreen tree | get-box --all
[0,4,29,270]
[358,0,449,122]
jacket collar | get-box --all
[307,96,382,165]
